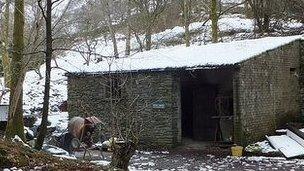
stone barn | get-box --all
[67,36,304,148]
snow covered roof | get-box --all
[69,35,303,75]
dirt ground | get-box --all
[79,145,304,171]
[2,139,304,171]
[129,150,304,171]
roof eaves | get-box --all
[65,64,238,77]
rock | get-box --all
[42,144,69,156]
[24,127,35,141]
[23,115,37,128]
[12,135,30,148]
[58,101,68,112]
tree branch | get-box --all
[37,0,46,19]
[52,47,115,59]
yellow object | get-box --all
[231,146,243,157]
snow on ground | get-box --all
[245,140,278,154]
[34,112,69,134]
[42,144,70,155]
[91,160,111,166]
[153,14,254,43]
[90,150,304,171]
[221,0,244,3]
[0,15,302,135]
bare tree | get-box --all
[211,0,218,43]
[131,0,167,50]
[248,0,272,33]
[101,0,119,58]
[125,0,132,55]
[5,0,26,141]
[182,0,192,47]
[105,71,146,170]
[288,0,304,23]
[34,0,53,150]
[1,0,11,87]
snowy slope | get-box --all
[1,15,302,120]
[153,14,254,43]
[15,34,302,118]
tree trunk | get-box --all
[35,0,52,150]
[2,0,11,87]
[134,33,143,52]
[105,2,119,58]
[211,0,218,43]
[184,0,191,47]
[263,14,270,32]
[244,0,251,18]
[110,141,137,170]
[125,1,131,56]
[262,0,271,33]
[108,23,118,58]
[34,69,43,80]
[5,0,25,141]
[125,27,131,56]
[145,27,152,51]
[249,0,271,33]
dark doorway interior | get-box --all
[181,68,234,142]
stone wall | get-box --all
[234,40,301,144]
[67,72,181,148]
[67,40,303,148]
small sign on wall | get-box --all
[152,100,166,109]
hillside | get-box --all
[0,14,303,131]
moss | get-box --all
[0,148,11,167]
[276,111,301,128]
[0,140,102,170]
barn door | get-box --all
[192,85,217,141]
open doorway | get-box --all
[180,68,234,143]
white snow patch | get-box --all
[245,140,278,153]
[140,162,155,167]
[24,127,34,137]
[42,144,69,155]
[70,35,303,73]
[246,156,286,162]
[12,135,31,148]
[35,112,69,135]
[91,160,111,166]
[53,154,77,160]
[137,151,153,155]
